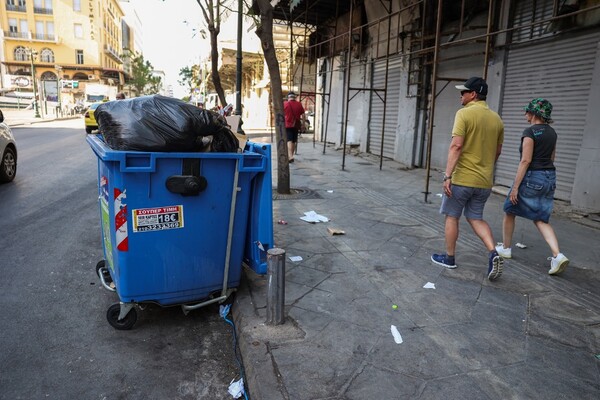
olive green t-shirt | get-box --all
[451,100,504,189]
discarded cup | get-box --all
[278,219,288,225]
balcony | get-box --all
[3,31,56,42]
[4,31,28,39]
[6,4,26,12]
[33,32,55,41]
[34,7,53,15]
[104,45,123,63]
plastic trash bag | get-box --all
[95,95,239,152]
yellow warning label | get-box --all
[132,205,184,232]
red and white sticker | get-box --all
[132,205,184,233]
[114,188,128,251]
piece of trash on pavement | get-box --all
[423,282,436,289]
[300,210,329,223]
[436,193,443,197]
[391,325,403,344]
[327,190,334,193]
[327,227,345,235]
[278,219,288,225]
[289,256,303,262]
[515,242,527,248]
[228,378,245,398]
[392,304,398,310]
[255,241,264,251]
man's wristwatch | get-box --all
[443,175,452,182]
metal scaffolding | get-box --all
[273,0,600,201]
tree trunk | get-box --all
[197,0,227,108]
[210,31,227,107]
[255,0,290,194]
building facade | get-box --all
[276,0,600,212]
[0,0,131,111]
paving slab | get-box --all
[233,136,600,399]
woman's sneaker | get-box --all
[431,253,457,269]
[548,253,569,275]
[495,243,512,258]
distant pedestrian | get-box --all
[116,92,125,100]
[431,77,505,280]
[283,92,305,163]
[496,98,568,275]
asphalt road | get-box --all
[0,119,241,399]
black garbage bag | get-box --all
[95,95,239,153]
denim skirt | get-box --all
[503,169,556,223]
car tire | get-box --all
[0,146,16,183]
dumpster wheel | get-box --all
[107,303,137,330]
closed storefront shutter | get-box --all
[497,31,600,200]
[368,55,402,159]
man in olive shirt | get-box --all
[431,77,505,281]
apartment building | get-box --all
[0,0,132,109]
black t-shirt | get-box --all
[519,124,556,170]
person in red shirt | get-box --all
[283,92,305,163]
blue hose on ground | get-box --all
[220,304,249,400]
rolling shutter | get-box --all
[497,31,600,200]
[368,55,402,159]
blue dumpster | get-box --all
[87,134,273,329]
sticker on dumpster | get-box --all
[114,188,128,251]
[100,176,114,267]
[132,205,184,232]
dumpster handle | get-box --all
[239,155,266,172]
[221,159,240,298]
[181,288,236,313]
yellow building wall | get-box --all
[1,0,125,88]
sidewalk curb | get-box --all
[233,291,285,400]
[9,116,80,127]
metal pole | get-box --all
[423,0,444,203]
[235,0,243,118]
[30,49,40,118]
[56,65,62,117]
[482,0,494,80]
[378,13,393,171]
[221,160,240,298]
[266,247,286,325]
[322,0,339,154]
[341,0,354,171]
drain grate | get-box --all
[272,187,322,200]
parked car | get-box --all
[84,103,102,133]
[0,109,17,183]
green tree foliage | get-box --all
[178,66,200,95]
[128,52,162,95]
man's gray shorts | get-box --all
[440,184,492,219]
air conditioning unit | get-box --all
[88,74,97,80]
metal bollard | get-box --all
[266,247,286,325]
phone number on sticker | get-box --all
[136,222,181,232]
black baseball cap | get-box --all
[455,77,488,96]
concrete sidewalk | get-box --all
[233,135,600,399]
[2,108,80,127]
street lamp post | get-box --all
[55,65,62,116]
[29,48,40,118]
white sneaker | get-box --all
[495,243,512,259]
[548,253,569,275]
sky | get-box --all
[129,0,210,98]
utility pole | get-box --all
[235,0,243,131]
[55,65,63,116]
[29,48,40,118]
